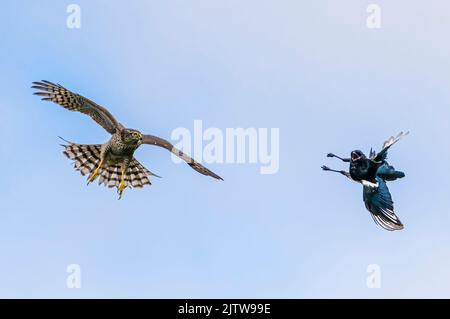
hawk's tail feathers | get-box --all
[62,143,157,189]
[63,143,103,177]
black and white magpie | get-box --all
[322,132,409,231]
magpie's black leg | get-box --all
[327,153,350,162]
[321,165,350,178]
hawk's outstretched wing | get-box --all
[363,177,404,231]
[371,131,409,162]
[142,134,223,180]
[32,80,122,134]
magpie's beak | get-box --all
[351,152,360,162]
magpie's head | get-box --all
[350,150,366,162]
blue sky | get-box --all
[1,0,450,298]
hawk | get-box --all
[321,132,408,231]
[32,80,223,199]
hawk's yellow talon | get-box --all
[117,169,126,200]
[88,159,104,184]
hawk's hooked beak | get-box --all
[131,131,143,142]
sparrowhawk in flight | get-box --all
[32,80,223,199]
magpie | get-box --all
[321,132,409,231]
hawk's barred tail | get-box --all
[62,143,157,190]
[63,143,103,177]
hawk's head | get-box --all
[121,129,143,145]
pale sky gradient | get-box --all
[1,0,450,298]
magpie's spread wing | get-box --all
[371,131,409,162]
[363,177,404,231]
